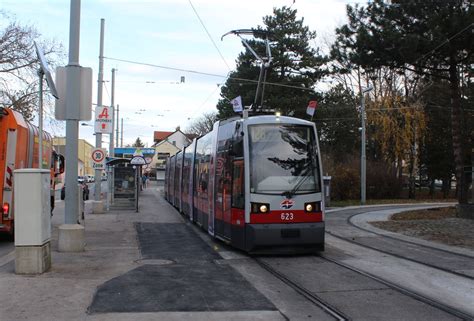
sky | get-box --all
[1,0,365,148]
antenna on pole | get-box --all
[222,29,273,110]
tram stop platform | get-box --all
[0,181,284,321]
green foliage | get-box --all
[315,84,359,162]
[418,80,455,183]
[216,6,327,119]
[332,0,473,203]
[332,0,473,75]
[132,137,145,147]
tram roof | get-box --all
[220,115,314,127]
[249,115,312,125]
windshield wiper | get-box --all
[281,165,314,199]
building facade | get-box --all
[53,137,95,176]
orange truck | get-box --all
[0,107,64,237]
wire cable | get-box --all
[103,82,111,101]
[187,0,231,71]
[416,22,474,63]
[103,56,316,92]
[188,84,221,120]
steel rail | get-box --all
[334,209,474,280]
[255,258,349,321]
[320,255,474,321]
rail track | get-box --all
[255,257,349,321]
[326,207,474,281]
[255,255,474,321]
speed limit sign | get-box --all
[91,148,106,170]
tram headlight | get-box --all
[275,111,281,121]
[305,201,321,213]
[251,202,270,214]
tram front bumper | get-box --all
[245,222,325,252]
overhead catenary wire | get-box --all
[187,0,231,71]
[103,82,111,101]
[188,84,221,120]
[416,22,474,64]
[103,56,316,92]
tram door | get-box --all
[215,154,232,239]
[215,123,234,239]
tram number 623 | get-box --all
[281,213,294,221]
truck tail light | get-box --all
[3,202,9,217]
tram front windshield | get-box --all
[249,124,321,195]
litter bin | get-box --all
[323,176,331,207]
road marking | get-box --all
[0,250,15,267]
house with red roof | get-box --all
[152,127,192,151]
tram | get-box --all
[164,114,325,253]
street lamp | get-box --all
[361,85,373,205]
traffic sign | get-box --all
[91,148,106,169]
[130,156,146,165]
[94,105,113,133]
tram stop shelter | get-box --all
[106,154,150,212]
[106,157,137,211]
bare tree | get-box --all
[0,12,64,121]
[184,111,217,136]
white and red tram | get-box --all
[165,114,325,253]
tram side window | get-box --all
[232,124,243,158]
[232,160,244,209]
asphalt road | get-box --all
[1,186,472,320]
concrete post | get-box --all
[58,0,85,252]
[116,104,120,147]
[93,18,105,214]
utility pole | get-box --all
[93,18,105,213]
[360,85,373,205]
[116,104,120,148]
[64,0,81,225]
[121,118,123,147]
[109,68,115,158]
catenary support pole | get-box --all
[64,0,81,224]
[109,68,115,158]
[94,18,105,205]
[116,104,119,148]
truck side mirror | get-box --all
[58,155,65,174]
